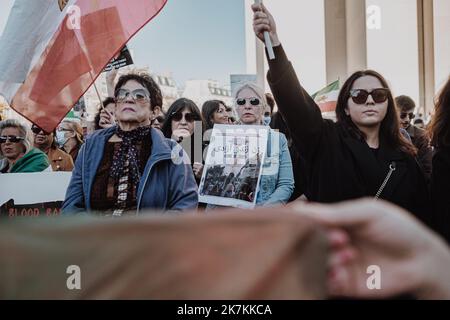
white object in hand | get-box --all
[254,0,275,60]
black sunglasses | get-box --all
[236,98,261,106]
[115,88,150,103]
[31,125,50,135]
[400,112,415,120]
[0,135,25,144]
[171,112,199,122]
[349,88,390,104]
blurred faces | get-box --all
[115,80,152,127]
[236,88,264,125]
[0,127,26,162]
[56,122,75,147]
[345,76,389,129]
[171,107,198,139]
[151,115,165,130]
[32,124,53,150]
[99,102,116,129]
[211,103,229,125]
[399,110,415,130]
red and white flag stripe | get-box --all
[0,0,167,132]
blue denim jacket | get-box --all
[62,126,198,214]
[255,130,294,206]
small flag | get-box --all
[311,80,340,113]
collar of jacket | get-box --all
[82,126,175,210]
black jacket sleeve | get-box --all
[266,45,325,159]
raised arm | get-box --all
[252,3,325,157]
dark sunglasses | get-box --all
[154,116,165,123]
[349,88,390,104]
[264,112,271,117]
[31,125,50,135]
[171,112,199,122]
[236,98,261,106]
[115,88,150,103]
[0,135,25,144]
[400,112,415,120]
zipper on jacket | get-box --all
[374,161,396,199]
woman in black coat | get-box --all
[251,3,430,223]
[429,76,450,242]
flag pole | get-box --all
[254,0,275,60]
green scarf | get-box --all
[10,148,50,173]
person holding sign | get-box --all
[62,74,198,216]
[251,3,430,223]
[234,83,294,206]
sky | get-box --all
[0,0,246,88]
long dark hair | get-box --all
[161,98,202,138]
[202,99,226,131]
[429,77,450,148]
[94,97,115,131]
[335,70,416,156]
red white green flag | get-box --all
[311,80,340,113]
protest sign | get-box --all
[103,46,134,72]
[198,124,269,209]
[0,172,72,218]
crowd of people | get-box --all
[0,2,449,299]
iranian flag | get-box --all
[311,80,340,113]
[0,0,168,133]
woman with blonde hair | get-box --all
[56,120,84,162]
[0,119,50,173]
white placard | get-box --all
[0,172,72,206]
[198,124,269,209]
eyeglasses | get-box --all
[400,112,415,120]
[236,98,261,107]
[349,88,390,104]
[171,112,199,122]
[0,135,25,144]
[154,116,165,123]
[115,88,150,103]
[31,125,50,135]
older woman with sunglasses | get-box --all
[62,74,198,215]
[233,83,294,206]
[252,4,429,222]
[0,119,50,173]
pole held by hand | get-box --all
[254,0,275,60]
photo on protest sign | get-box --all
[103,45,134,72]
[198,124,269,209]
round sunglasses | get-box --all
[236,97,261,107]
[349,88,390,104]
[171,112,199,122]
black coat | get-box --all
[267,45,430,223]
[431,146,450,242]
